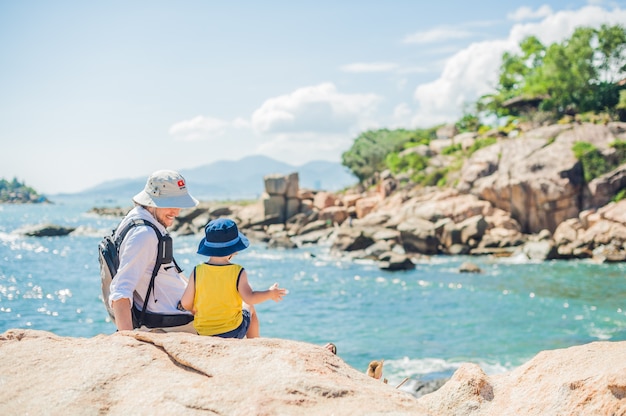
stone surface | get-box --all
[0,329,426,415]
[419,340,626,416]
[459,123,623,234]
[2,330,624,415]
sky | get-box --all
[1,0,626,194]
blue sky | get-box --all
[1,1,625,194]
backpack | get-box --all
[98,218,179,327]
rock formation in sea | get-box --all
[76,122,626,266]
[162,122,626,267]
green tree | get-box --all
[342,129,430,182]
[481,25,626,118]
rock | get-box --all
[355,196,379,218]
[291,228,334,246]
[593,243,626,263]
[261,192,286,223]
[286,197,301,220]
[332,228,376,252]
[314,191,339,210]
[584,164,626,209]
[284,172,300,199]
[441,215,488,250]
[267,234,298,249]
[20,224,76,237]
[522,240,557,261]
[264,173,289,195]
[396,218,440,255]
[419,340,626,416]
[459,262,482,273]
[378,253,415,271]
[318,206,349,225]
[364,240,394,258]
[448,244,471,255]
[0,329,428,415]
[3,330,625,415]
[298,219,329,235]
[460,123,621,234]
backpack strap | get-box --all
[115,218,171,328]
[137,221,163,328]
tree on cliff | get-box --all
[479,24,626,119]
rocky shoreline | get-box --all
[90,122,626,268]
[26,122,626,268]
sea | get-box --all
[1,195,625,388]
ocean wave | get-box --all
[383,356,512,386]
[0,232,19,243]
[70,226,106,237]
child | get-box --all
[180,218,287,338]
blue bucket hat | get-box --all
[197,218,249,257]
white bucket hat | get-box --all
[133,170,199,208]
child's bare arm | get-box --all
[238,270,287,304]
[180,268,196,312]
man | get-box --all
[109,169,198,332]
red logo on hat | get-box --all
[177,179,185,187]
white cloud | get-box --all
[507,5,553,21]
[169,115,249,142]
[169,116,228,141]
[412,39,510,127]
[340,62,399,73]
[403,27,475,44]
[391,103,413,128]
[251,82,381,135]
[255,132,354,165]
[410,5,626,127]
[508,5,626,45]
[168,83,383,166]
[248,83,383,164]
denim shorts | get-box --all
[215,309,250,339]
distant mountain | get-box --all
[74,156,358,202]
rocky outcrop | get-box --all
[459,123,626,234]
[1,329,625,415]
[0,329,427,415]
[553,200,626,261]
[262,172,301,224]
[418,340,626,416]
[85,122,626,264]
[95,174,623,265]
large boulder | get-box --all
[0,329,426,415]
[419,340,626,416]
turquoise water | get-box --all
[1,197,625,386]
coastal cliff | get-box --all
[1,329,624,415]
[156,122,626,267]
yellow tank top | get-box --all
[192,263,244,336]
